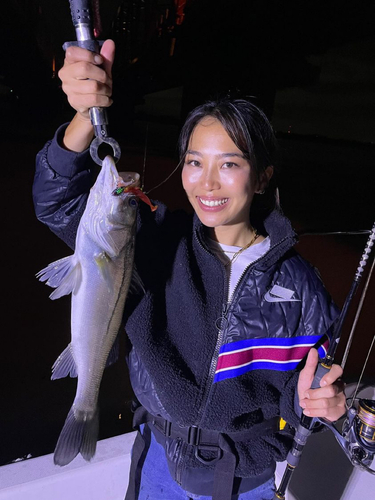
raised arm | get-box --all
[33,40,116,249]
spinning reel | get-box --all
[320,397,375,474]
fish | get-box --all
[37,155,154,466]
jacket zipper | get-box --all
[195,235,290,427]
[193,233,228,425]
[175,232,291,481]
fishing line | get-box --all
[349,333,375,408]
[141,123,149,191]
[299,230,371,236]
[145,157,185,195]
[341,251,375,369]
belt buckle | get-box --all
[194,445,223,464]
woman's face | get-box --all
[181,117,261,242]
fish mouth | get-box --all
[113,172,140,195]
[118,171,140,187]
[112,172,157,212]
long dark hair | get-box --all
[178,98,280,229]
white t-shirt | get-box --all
[207,236,271,301]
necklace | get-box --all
[224,230,259,267]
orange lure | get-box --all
[112,185,158,212]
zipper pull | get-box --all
[215,303,229,331]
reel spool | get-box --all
[355,399,375,447]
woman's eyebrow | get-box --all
[186,150,245,159]
[186,149,203,156]
[216,152,246,159]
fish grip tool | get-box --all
[63,0,121,166]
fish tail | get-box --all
[54,407,99,466]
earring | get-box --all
[257,189,265,195]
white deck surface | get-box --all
[0,432,136,500]
[0,385,373,499]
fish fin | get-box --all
[129,266,145,294]
[94,252,113,290]
[106,336,120,367]
[51,344,78,380]
[81,411,100,461]
[36,256,81,300]
[54,408,99,466]
[49,262,82,300]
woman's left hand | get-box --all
[297,348,346,421]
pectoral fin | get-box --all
[94,252,113,292]
[129,266,145,294]
[36,255,82,300]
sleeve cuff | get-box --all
[47,123,92,178]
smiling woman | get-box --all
[179,100,278,244]
[181,116,272,246]
[33,56,346,500]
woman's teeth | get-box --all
[199,198,228,207]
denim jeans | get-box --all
[137,426,275,500]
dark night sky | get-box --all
[1,0,375,142]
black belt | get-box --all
[125,405,282,500]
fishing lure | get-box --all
[113,185,158,212]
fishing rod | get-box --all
[275,222,375,499]
[63,0,121,166]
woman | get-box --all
[33,40,346,500]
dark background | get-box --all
[1,0,374,466]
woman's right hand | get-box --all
[59,39,115,121]
[58,40,115,152]
[59,40,115,120]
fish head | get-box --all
[82,156,140,256]
[107,171,140,228]
[91,156,140,228]
[108,187,139,227]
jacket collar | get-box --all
[193,208,298,271]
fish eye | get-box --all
[129,198,138,207]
